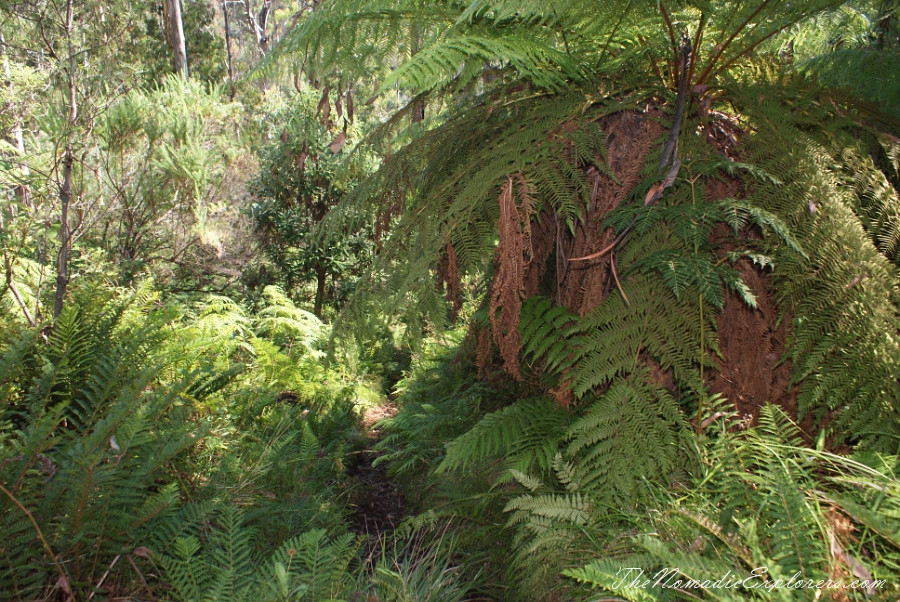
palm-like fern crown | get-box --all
[267,0,900,449]
[264,0,851,95]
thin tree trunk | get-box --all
[54,0,76,321]
[222,0,236,100]
[54,149,72,320]
[243,0,272,55]
[164,0,188,76]
[314,263,327,318]
[410,25,424,123]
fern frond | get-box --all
[563,374,693,502]
[435,396,569,477]
[562,559,661,602]
[261,529,359,601]
[800,48,900,118]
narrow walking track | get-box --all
[349,404,405,561]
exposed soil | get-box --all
[349,453,405,536]
[349,404,405,561]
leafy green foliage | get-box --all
[436,396,570,479]
[251,92,375,317]
[0,278,379,598]
[132,0,228,86]
[802,48,900,118]
[520,276,710,399]
[4,0,900,600]
[374,334,497,478]
[730,82,900,449]
[98,75,244,279]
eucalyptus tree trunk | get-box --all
[164,0,188,76]
[243,0,272,55]
[243,0,272,90]
[0,33,30,209]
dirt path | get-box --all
[349,404,405,560]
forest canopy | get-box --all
[1,0,899,600]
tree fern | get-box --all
[800,48,900,118]
[521,270,711,398]
[259,2,900,597]
[833,132,900,264]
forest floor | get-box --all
[350,403,406,563]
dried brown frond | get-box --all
[489,176,527,379]
[515,173,537,262]
[375,190,405,244]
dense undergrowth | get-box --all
[0,279,423,600]
[367,330,900,601]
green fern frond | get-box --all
[732,81,900,450]
[261,529,359,601]
[256,286,324,354]
[800,48,900,118]
[568,275,709,397]
[563,374,693,502]
[562,559,661,602]
[505,492,591,527]
[381,32,582,94]
[435,396,569,477]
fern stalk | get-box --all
[0,483,69,589]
